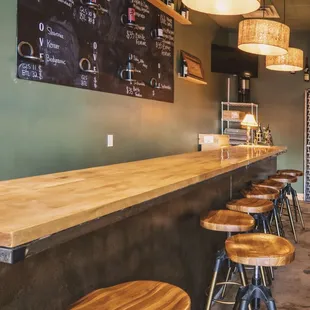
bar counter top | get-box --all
[0,145,286,248]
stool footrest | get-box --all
[214,299,235,305]
[216,281,241,286]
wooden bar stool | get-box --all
[241,187,279,201]
[277,169,303,177]
[269,175,300,242]
[226,233,295,310]
[227,198,275,284]
[201,210,255,310]
[241,187,283,238]
[252,179,285,192]
[227,198,274,236]
[69,281,191,310]
[252,180,286,237]
[276,169,305,230]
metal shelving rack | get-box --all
[304,90,310,202]
[221,102,259,143]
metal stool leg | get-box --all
[221,260,234,299]
[285,184,299,224]
[272,207,281,237]
[280,199,284,216]
[251,267,261,310]
[276,205,285,237]
[262,217,274,281]
[292,188,305,229]
[205,255,221,310]
[267,299,277,310]
[290,188,298,222]
[238,264,248,287]
[234,286,250,310]
[234,266,277,310]
[259,266,267,286]
[284,196,298,243]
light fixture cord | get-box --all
[284,0,286,24]
[263,0,265,19]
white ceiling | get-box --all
[209,0,310,30]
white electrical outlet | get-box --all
[107,135,114,147]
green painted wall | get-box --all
[0,1,226,181]
[251,33,309,193]
[227,31,309,193]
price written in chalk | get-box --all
[79,6,97,25]
[126,30,147,47]
[18,63,43,80]
[156,41,172,57]
[126,85,142,97]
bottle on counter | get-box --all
[165,0,171,6]
[169,0,175,10]
[255,123,263,144]
[127,0,136,26]
[152,14,164,41]
[181,58,188,77]
[304,56,310,82]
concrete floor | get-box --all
[212,202,310,310]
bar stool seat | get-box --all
[70,281,191,310]
[227,198,274,214]
[242,187,279,200]
[226,234,295,310]
[201,210,255,310]
[269,174,297,184]
[277,169,303,177]
[252,179,285,191]
[200,210,255,232]
[227,198,276,285]
[226,233,295,267]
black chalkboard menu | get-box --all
[17,0,174,103]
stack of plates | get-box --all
[224,128,248,145]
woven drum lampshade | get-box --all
[266,47,304,71]
[238,19,290,56]
[181,0,260,15]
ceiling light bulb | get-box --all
[181,0,260,15]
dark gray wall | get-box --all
[226,31,309,193]
[0,1,226,181]
[0,158,276,310]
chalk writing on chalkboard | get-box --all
[17,0,174,103]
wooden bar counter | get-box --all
[0,145,285,250]
[0,145,286,310]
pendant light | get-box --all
[266,1,303,71]
[181,0,260,16]
[238,0,290,56]
[266,47,303,72]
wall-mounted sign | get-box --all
[180,50,205,82]
[17,0,175,103]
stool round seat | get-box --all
[70,281,191,310]
[242,187,279,200]
[252,179,285,191]
[269,174,297,184]
[200,210,255,232]
[227,198,274,214]
[225,233,295,267]
[277,169,303,177]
